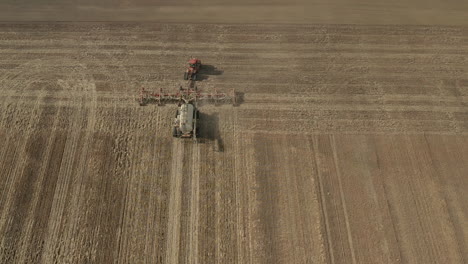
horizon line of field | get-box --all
[0,36,468,45]
[0,37,465,47]
[1,47,467,56]
[0,46,466,57]
[1,34,458,43]
[0,41,465,52]
[1,41,465,53]
[0,36,465,44]
[0,49,466,63]
[0,28,465,44]
[0,58,465,67]
[0,25,465,36]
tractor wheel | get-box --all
[184,72,189,80]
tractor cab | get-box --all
[188,59,201,69]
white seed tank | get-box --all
[177,103,194,135]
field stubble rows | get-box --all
[0,23,467,263]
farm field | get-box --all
[0,22,467,263]
[1,0,468,25]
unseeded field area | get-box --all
[0,23,467,263]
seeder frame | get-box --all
[138,86,236,106]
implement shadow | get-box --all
[197,112,224,152]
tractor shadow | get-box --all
[197,64,223,81]
[233,91,244,107]
[197,112,224,152]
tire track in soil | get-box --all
[197,139,217,264]
[66,96,98,263]
[39,109,81,263]
[404,135,464,263]
[232,108,251,264]
[250,134,283,264]
[165,140,185,264]
[282,135,326,263]
[178,142,194,263]
[333,135,402,263]
[212,114,239,264]
[0,57,46,217]
[15,103,64,264]
[0,59,50,263]
[0,101,55,263]
[330,135,357,264]
[371,135,465,263]
[40,67,98,263]
[187,143,200,264]
[423,135,468,263]
[114,128,147,263]
[88,41,132,264]
[119,106,171,263]
[311,136,335,264]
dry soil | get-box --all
[0,4,467,264]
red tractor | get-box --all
[184,58,202,81]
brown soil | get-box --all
[0,22,467,263]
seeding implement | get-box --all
[138,59,236,141]
[138,85,236,141]
[138,86,237,107]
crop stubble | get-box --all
[0,23,467,263]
